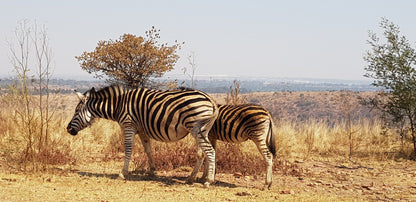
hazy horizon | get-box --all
[0,72,373,85]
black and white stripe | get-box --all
[200,104,276,188]
[66,85,218,187]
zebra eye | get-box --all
[74,101,86,113]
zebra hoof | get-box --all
[118,173,126,180]
[186,178,194,185]
[203,182,210,188]
[196,177,207,183]
[146,171,156,177]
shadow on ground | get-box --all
[75,170,237,188]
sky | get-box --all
[1,0,416,81]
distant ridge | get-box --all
[163,73,372,85]
[0,74,378,93]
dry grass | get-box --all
[1,91,416,201]
[275,119,398,160]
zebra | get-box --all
[66,85,218,187]
[196,104,277,189]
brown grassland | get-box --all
[1,91,416,201]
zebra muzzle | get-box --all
[67,125,78,136]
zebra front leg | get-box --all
[119,127,135,179]
[138,133,155,175]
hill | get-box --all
[211,91,377,124]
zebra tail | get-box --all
[267,118,277,157]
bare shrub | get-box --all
[1,20,72,172]
[225,80,246,105]
[0,94,75,170]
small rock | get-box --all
[233,172,243,178]
[361,185,373,190]
[236,191,252,196]
[281,190,294,194]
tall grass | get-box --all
[275,119,399,161]
[0,93,409,176]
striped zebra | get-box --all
[197,104,277,189]
[66,85,218,187]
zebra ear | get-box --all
[75,91,86,102]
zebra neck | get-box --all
[90,87,129,121]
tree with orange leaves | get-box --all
[76,27,183,88]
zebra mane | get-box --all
[88,85,196,99]
[93,85,121,92]
[89,85,127,98]
[178,86,195,91]
[219,103,267,110]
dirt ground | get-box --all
[1,157,416,201]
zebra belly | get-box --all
[215,132,250,143]
[150,125,190,142]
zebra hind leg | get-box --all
[138,133,156,175]
[188,121,216,188]
[187,144,204,184]
[201,138,217,182]
[253,139,273,189]
[198,131,216,187]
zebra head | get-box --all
[66,88,95,136]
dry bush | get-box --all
[215,141,269,175]
[151,137,196,170]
